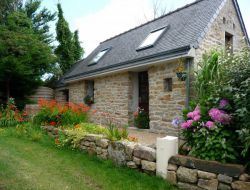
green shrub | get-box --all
[106,122,128,141]
[219,48,250,160]
[179,100,238,163]
[15,122,44,142]
[195,51,222,99]
[175,48,250,164]
[58,123,107,148]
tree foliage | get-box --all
[0,0,22,24]
[72,30,84,61]
[55,3,84,75]
[0,11,56,107]
[23,0,56,45]
[0,0,56,45]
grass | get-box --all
[0,128,178,190]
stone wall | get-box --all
[91,73,133,126]
[68,81,86,103]
[42,126,250,189]
[167,155,250,190]
[54,89,67,103]
[148,62,186,135]
[65,64,186,133]
[28,86,54,103]
[66,73,133,127]
[42,126,157,175]
[79,135,157,174]
[194,0,246,65]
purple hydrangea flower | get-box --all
[171,118,182,127]
[219,99,229,109]
[208,108,231,124]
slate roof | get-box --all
[62,0,248,83]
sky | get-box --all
[41,0,250,56]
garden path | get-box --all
[128,127,166,146]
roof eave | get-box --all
[64,46,192,83]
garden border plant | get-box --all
[0,98,29,127]
[173,47,250,167]
[33,99,90,127]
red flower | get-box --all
[50,121,57,126]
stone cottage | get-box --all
[55,0,249,135]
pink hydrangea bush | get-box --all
[172,99,238,163]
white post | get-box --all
[156,136,178,179]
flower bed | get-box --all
[172,49,250,166]
[33,99,90,127]
[0,98,29,127]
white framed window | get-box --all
[88,48,110,66]
[137,26,168,50]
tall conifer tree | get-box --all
[55,3,84,75]
[72,30,84,61]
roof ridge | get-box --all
[101,0,205,44]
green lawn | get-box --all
[0,128,177,190]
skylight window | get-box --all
[137,26,168,50]
[88,48,110,66]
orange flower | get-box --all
[128,136,138,142]
[74,124,81,129]
[54,138,60,145]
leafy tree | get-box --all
[55,3,84,75]
[23,0,56,45]
[0,11,56,107]
[0,0,56,45]
[0,0,22,24]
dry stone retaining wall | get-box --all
[79,134,157,175]
[42,126,250,189]
[167,155,250,190]
[42,126,157,175]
